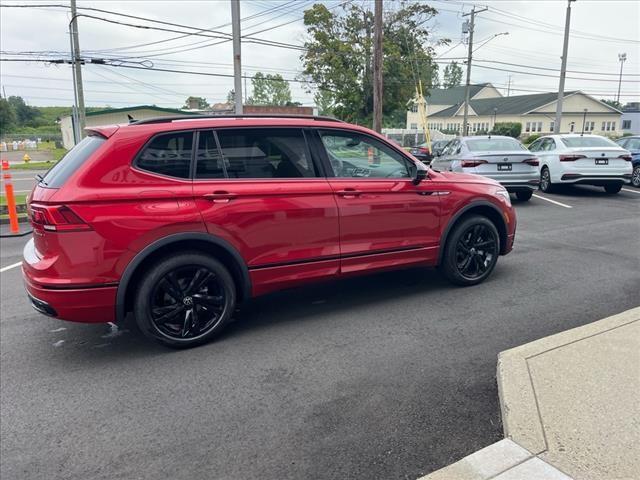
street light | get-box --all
[473,32,509,53]
[617,53,627,104]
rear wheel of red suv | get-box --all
[440,215,500,286]
[134,253,236,348]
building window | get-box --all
[536,122,542,132]
[410,123,418,129]
[411,104,418,113]
[602,121,607,131]
[622,120,631,129]
[550,121,554,132]
[611,122,616,131]
[525,122,531,133]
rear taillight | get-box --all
[30,205,91,232]
[559,154,587,162]
[523,157,539,166]
[419,147,430,154]
[461,160,488,168]
[619,154,632,161]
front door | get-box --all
[316,129,441,274]
[192,128,340,296]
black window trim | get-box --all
[194,126,322,181]
[314,126,417,180]
[132,129,197,181]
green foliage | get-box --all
[300,2,445,127]
[0,98,16,135]
[7,96,41,126]
[248,72,293,106]
[226,90,236,105]
[442,61,463,88]
[183,96,210,109]
[491,122,522,138]
[600,99,622,111]
[523,134,541,144]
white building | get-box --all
[621,103,640,135]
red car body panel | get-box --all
[22,117,516,324]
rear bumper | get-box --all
[502,180,540,192]
[23,271,117,323]
[559,173,632,185]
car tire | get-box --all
[604,183,622,194]
[134,252,236,348]
[632,165,640,188]
[515,190,533,201]
[539,167,555,193]
[440,215,500,287]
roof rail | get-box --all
[130,113,344,126]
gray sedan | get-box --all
[430,136,540,201]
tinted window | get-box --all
[137,131,193,179]
[320,130,410,178]
[466,138,526,152]
[528,139,543,152]
[560,136,617,148]
[217,128,316,179]
[195,131,225,179]
[41,135,105,188]
[623,138,640,150]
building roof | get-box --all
[425,83,491,105]
[431,91,582,117]
[84,105,200,117]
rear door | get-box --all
[192,127,340,295]
[316,129,441,274]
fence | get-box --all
[381,128,455,147]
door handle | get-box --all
[337,188,361,198]
[203,191,237,203]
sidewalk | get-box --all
[420,307,640,480]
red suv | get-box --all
[23,115,516,347]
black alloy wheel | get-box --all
[539,167,553,193]
[440,215,500,286]
[135,253,236,348]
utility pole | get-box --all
[231,0,243,114]
[70,0,86,142]
[506,75,512,97]
[462,6,487,136]
[373,0,383,133]
[616,53,627,104]
[554,0,575,134]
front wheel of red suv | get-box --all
[440,215,500,286]
[134,253,236,348]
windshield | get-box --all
[466,138,526,152]
[561,136,617,148]
[40,135,106,188]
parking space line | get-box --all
[532,194,573,209]
[0,261,22,273]
[622,188,640,195]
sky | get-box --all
[0,0,638,109]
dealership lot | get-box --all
[1,186,638,480]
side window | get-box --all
[529,139,542,152]
[319,130,411,179]
[216,128,317,179]
[546,139,556,151]
[195,131,225,179]
[137,131,193,179]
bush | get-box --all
[523,134,541,144]
[490,122,522,138]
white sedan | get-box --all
[528,134,633,194]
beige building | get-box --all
[407,85,622,138]
[60,106,199,150]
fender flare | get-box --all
[115,232,251,323]
[437,200,507,264]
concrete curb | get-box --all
[497,307,640,454]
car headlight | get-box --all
[494,188,511,205]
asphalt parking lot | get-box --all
[1,185,639,480]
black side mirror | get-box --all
[413,168,428,185]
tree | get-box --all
[226,90,236,105]
[300,2,445,127]
[600,99,622,111]
[183,96,209,110]
[248,72,293,106]
[7,96,41,126]
[442,61,463,88]
[491,122,521,138]
[0,98,17,135]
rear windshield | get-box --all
[40,135,105,188]
[561,136,616,148]
[466,138,526,152]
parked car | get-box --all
[23,115,516,348]
[528,134,633,194]
[410,140,449,163]
[429,135,539,201]
[614,135,640,187]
